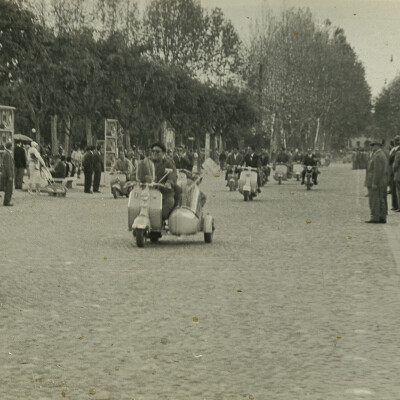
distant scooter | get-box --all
[110,171,135,198]
[304,165,316,190]
[273,163,289,184]
[226,165,240,191]
[238,166,259,201]
[293,162,303,181]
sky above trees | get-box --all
[195,0,400,98]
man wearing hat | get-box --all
[388,136,400,210]
[365,140,388,223]
[149,142,178,220]
[2,142,15,206]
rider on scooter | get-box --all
[110,152,134,183]
[301,148,318,185]
[241,146,262,192]
[150,142,178,220]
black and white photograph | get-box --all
[1,0,400,398]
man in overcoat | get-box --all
[366,140,388,223]
[14,140,27,189]
[2,142,15,206]
[82,146,94,194]
[92,145,103,193]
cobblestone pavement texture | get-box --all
[1,164,400,400]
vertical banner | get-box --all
[104,119,118,172]
[205,133,210,159]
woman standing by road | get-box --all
[27,141,46,194]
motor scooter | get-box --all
[226,165,239,191]
[238,166,259,201]
[110,171,135,198]
[293,162,303,181]
[128,169,214,248]
[305,165,316,190]
[273,163,289,184]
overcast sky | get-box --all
[194,0,400,99]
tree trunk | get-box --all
[64,115,71,156]
[269,112,276,161]
[86,117,92,146]
[314,117,320,149]
[51,115,58,155]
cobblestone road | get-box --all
[1,164,400,400]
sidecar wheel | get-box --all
[204,232,213,243]
[135,229,147,248]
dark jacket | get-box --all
[242,153,261,168]
[14,146,27,169]
[369,148,388,188]
[154,157,177,197]
[52,160,66,178]
[2,149,15,179]
[226,152,243,166]
[82,151,94,173]
[302,154,318,167]
[93,150,103,172]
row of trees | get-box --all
[1,0,374,153]
[1,0,255,154]
[246,7,371,151]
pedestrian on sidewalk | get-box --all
[27,141,46,194]
[82,146,94,194]
[14,140,27,189]
[92,145,103,193]
[366,140,388,223]
[2,142,15,206]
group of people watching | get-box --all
[365,135,400,223]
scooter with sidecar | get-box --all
[128,169,214,248]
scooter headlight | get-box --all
[141,193,150,201]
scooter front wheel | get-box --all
[243,191,250,201]
[135,229,147,248]
[112,187,118,199]
[278,176,282,184]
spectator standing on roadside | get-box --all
[14,140,27,189]
[388,136,400,210]
[92,145,103,193]
[365,140,388,223]
[2,142,15,206]
[82,146,94,194]
[27,141,46,195]
[71,145,83,179]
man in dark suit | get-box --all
[301,148,318,185]
[92,145,103,193]
[2,142,15,206]
[366,140,388,223]
[14,140,27,189]
[82,146,94,194]
[225,148,243,184]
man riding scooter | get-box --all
[301,148,319,185]
[241,146,262,192]
[149,142,178,220]
[225,148,243,187]
[110,152,135,196]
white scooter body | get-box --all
[238,167,258,201]
[128,170,214,247]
